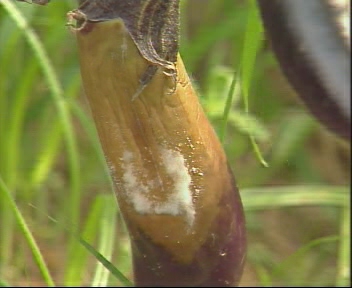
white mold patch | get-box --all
[160,147,195,225]
[120,148,195,226]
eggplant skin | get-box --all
[257,0,351,140]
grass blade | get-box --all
[271,235,340,282]
[0,177,55,287]
[242,186,349,210]
[240,0,267,167]
[1,0,81,232]
[91,195,117,287]
[64,194,104,285]
[220,71,241,143]
[79,237,133,287]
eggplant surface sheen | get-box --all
[257,0,351,140]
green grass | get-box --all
[0,0,350,286]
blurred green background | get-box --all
[0,0,350,286]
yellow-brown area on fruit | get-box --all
[76,19,236,264]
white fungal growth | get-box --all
[120,148,195,226]
[121,151,152,214]
[159,147,195,225]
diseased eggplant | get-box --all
[257,0,351,140]
[69,0,246,286]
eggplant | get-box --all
[257,0,351,140]
[68,0,246,286]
